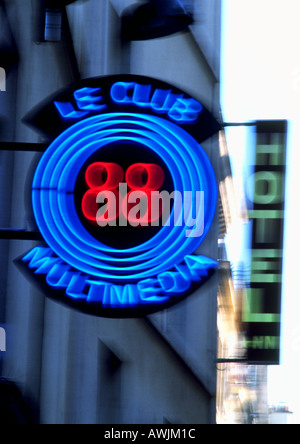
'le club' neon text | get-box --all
[54,82,203,124]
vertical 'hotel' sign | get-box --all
[243,120,287,364]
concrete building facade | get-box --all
[0,0,221,424]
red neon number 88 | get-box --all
[81,162,165,225]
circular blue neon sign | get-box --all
[21,75,220,317]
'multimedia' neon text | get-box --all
[23,247,217,307]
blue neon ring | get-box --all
[32,113,217,281]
